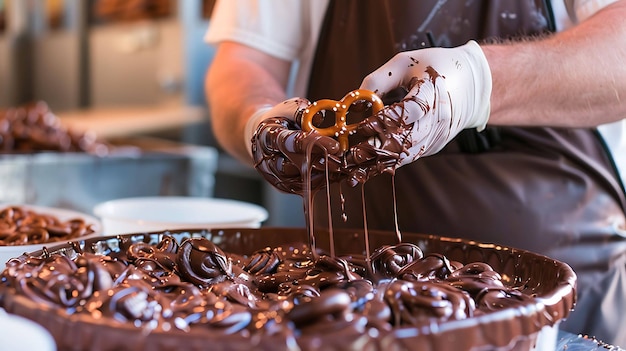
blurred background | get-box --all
[0,0,305,227]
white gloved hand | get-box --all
[244,98,309,159]
[355,40,492,171]
[248,98,343,194]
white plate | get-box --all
[0,309,56,351]
[93,196,269,235]
[0,204,103,265]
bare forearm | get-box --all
[484,1,626,127]
[205,42,291,165]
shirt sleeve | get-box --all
[204,0,307,62]
[563,0,620,22]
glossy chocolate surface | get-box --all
[0,228,576,351]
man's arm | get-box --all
[484,0,626,127]
[205,42,292,165]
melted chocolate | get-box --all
[251,87,428,257]
[0,230,576,351]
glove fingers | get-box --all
[349,78,444,171]
[401,77,456,161]
[359,52,425,100]
[402,78,437,124]
[266,97,311,122]
[354,78,432,142]
[357,77,434,137]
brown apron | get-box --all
[308,0,626,345]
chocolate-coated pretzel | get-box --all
[301,89,384,152]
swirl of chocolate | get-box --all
[156,234,179,253]
[154,282,205,319]
[445,262,504,298]
[102,236,139,263]
[176,238,232,287]
[475,287,534,311]
[274,242,314,263]
[383,280,475,325]
[286,289,352,328]
[134,258,180,287]
[74,255,115,293]
[301,255,362,289]
[25,256,85,307]
[370,243,423,277]
[210,280,260,309]
[114,265,162,291]
[243,247,281,275]
[255,270,308,294]
[128,241,177,272]
[176,289,252,334]
[153,235,179,270]
[278,283,320,304]
[397,253,460,281]
[83,252,128,281]
[127,242,156,261]
[94,283,161,323]
[276,256,315,273]
[337,279,392,331]
[6,255,75,307]
[20,255,112,309]
[338,253,369,276]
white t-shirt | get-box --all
[205,0,625,188]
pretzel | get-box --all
[0,206,95,246]
[301,89,384,152]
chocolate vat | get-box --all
[0,227,576,351]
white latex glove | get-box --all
[248,98,343,194]
[244,99,308,159]
[354,40,492,171]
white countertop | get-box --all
[57,104,206,138]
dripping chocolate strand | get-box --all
[303,139,318,259]
[324,151,335,257]
[361,183,371,264]
[391,174,402,243]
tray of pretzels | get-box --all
[0,102,217,215]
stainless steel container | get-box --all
[0,137,218,214]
